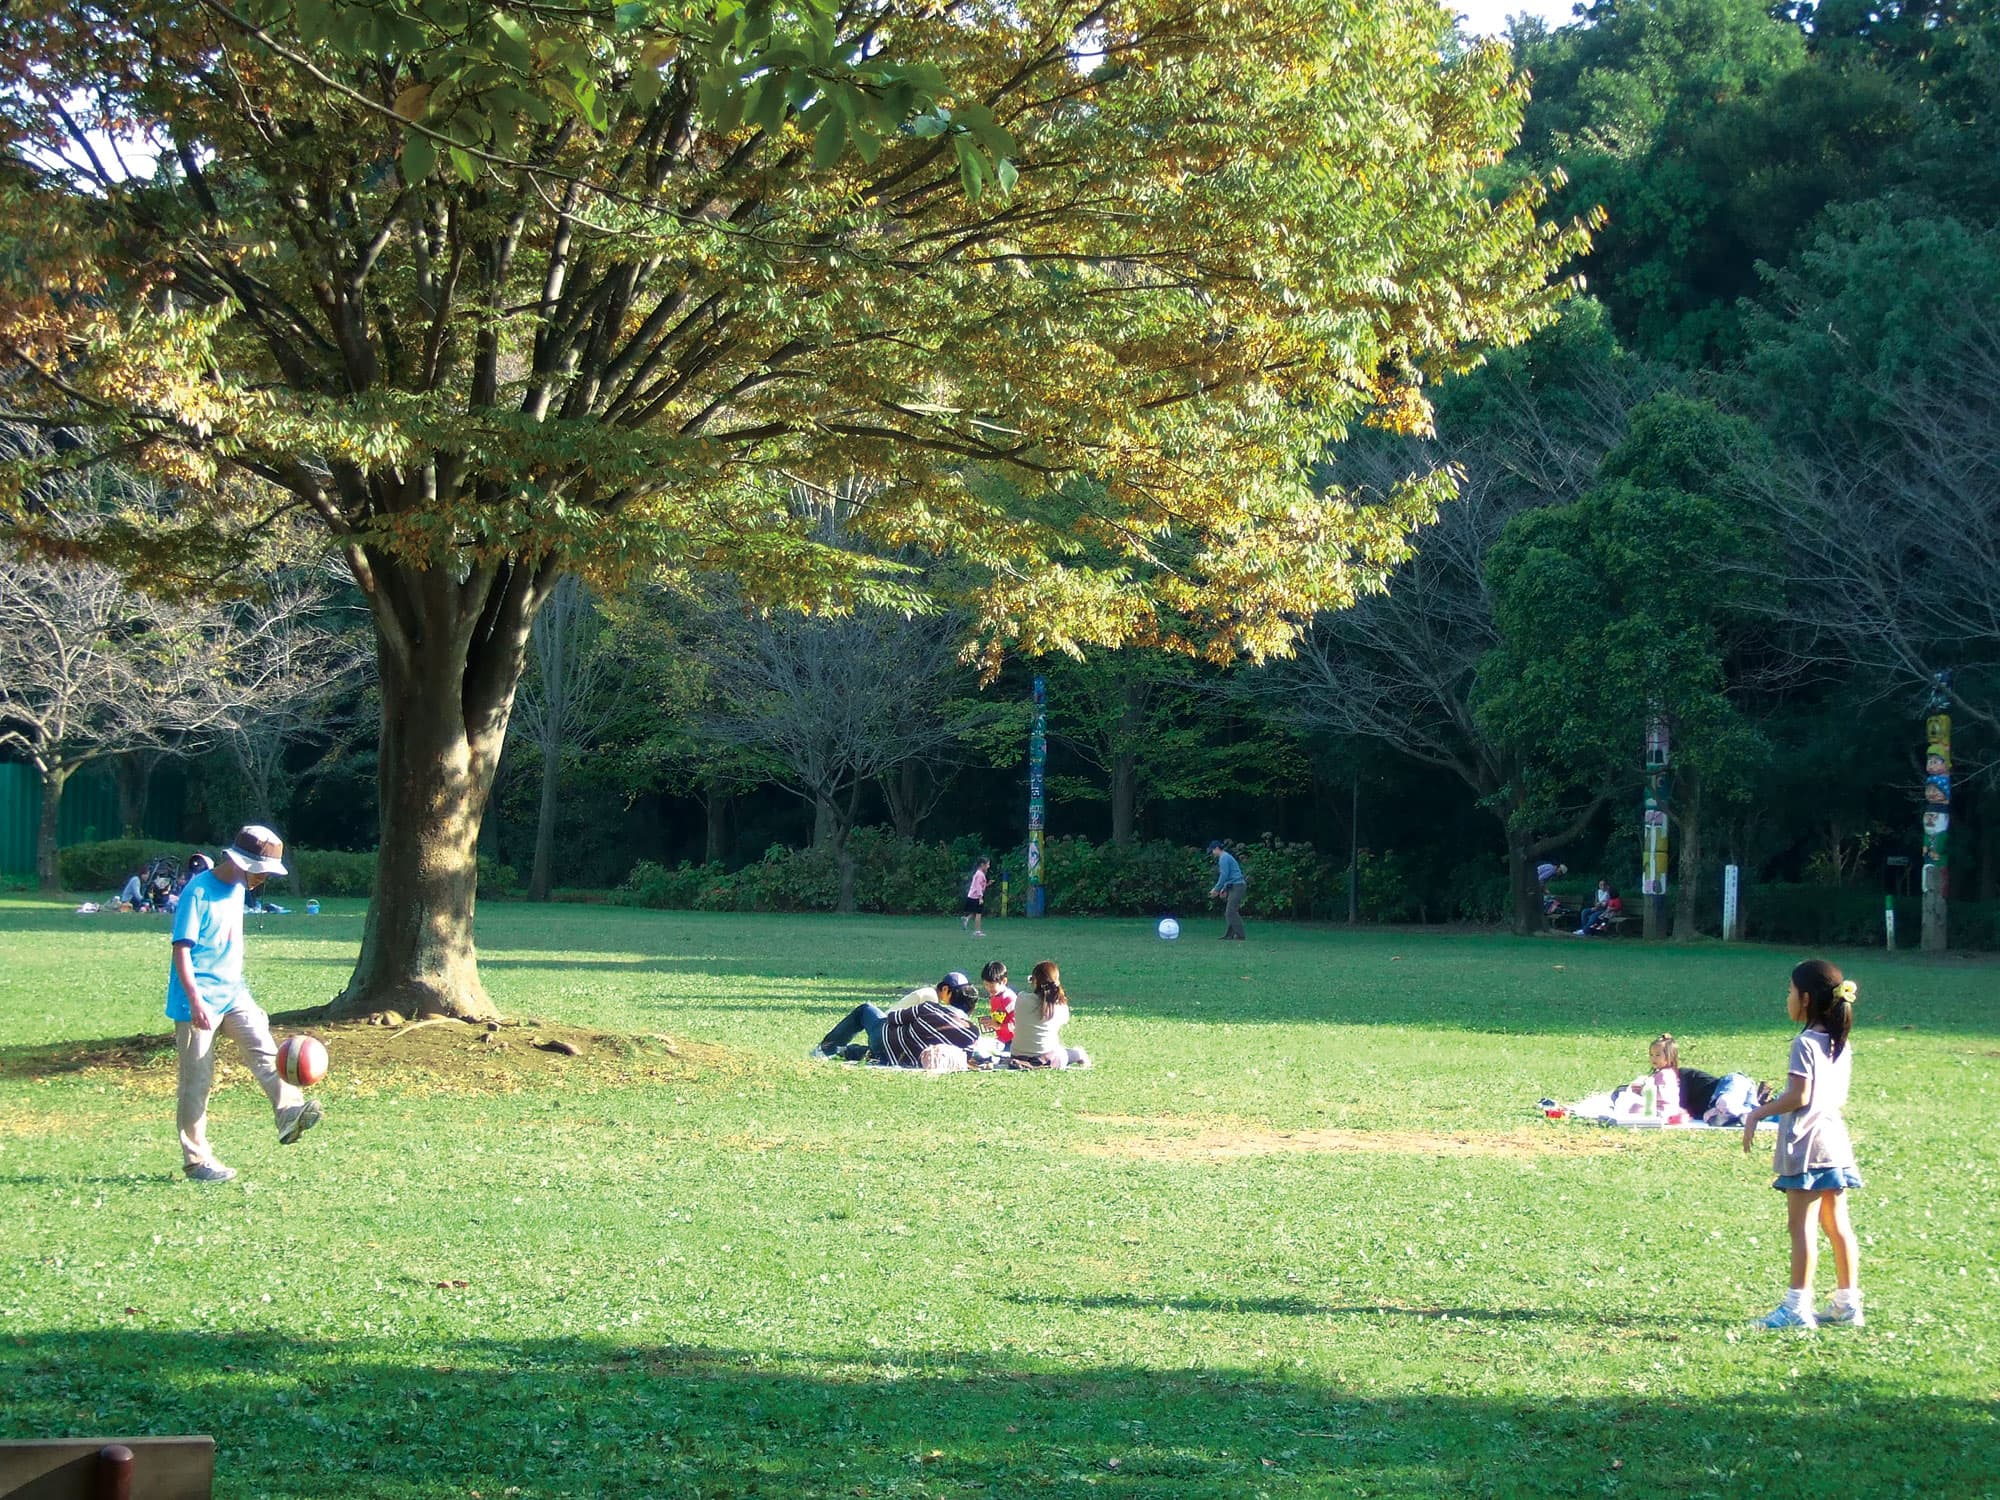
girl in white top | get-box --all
[1741,958,1862,1330]
[1009,960,1090,1069]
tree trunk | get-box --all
[812,796,836,851]
[1109,680,1144,846]
[832,783,861,913]
[37,763,71,893]
[528,741,561,901]
[1109,751,1138,846]
[1507,830,1541,937]
[1979,782,1998,903]
[332,553,545,1022]
[704,789,730,866]
[883,760,922,840]
[1673,771,1703,942]
[113,751,157,839]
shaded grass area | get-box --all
[5,1331,1990,1499]
[2,899,1997,1497]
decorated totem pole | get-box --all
[1922,672,1951,952]
[1642,717,1671,940]
[1027,675,1047,917]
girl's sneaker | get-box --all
[1820,1301,1865,1328]
[1755,1304,1818,1330]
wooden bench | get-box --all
[0,1438,213,1500]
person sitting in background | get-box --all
[164,852,213,912]
[811,972,986,1067]
[1575,883,1622,935]
[118,869,145,910]
[1008,960,1091,1070]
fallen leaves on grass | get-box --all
[0,1013,742,1098]
[1076,1118,1623,1163]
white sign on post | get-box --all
[1722,864,1740,943]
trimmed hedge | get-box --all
[58,840,520,899]
[60,839,185,891]
[1733,884,2000,949]
[619,833,1356,920]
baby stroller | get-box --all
[138,854,180,912]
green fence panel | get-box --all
[0,761,189,876]
[57,773,121,848]
[0,763,33,876]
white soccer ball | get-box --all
[1157,917,1180,941]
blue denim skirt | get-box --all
[1773,1166,1864,1192]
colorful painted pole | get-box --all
[1641,716,1671,940]
[1027,675,1047,917]
[1922,671,1951,952]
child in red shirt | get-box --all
[981,960,1016,1049]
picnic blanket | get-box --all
[1551,1090,1774,1131]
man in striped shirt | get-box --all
[811,972,983,1067]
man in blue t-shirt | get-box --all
[170,824,322,1182]
[1207,840,1248,941]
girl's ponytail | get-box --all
[1030,959,1067,1012]
[1791,959,1857,1058]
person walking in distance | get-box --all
[170,825,323,1182]
[961,856,991,936]
[1207,840,1248,941]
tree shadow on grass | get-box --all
[0,1330,1989,1499]
[1004,1291,1735,1330]
[0,1032,175,1080]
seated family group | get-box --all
[811,960,1090,1073]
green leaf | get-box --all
[995,157,1018,195]
[449,145,477,182]
[400,130,437,181]
[699,73,746,133]
[747,74,788,134]
[812,109,847,168]
[613,1,650,31]
[955,137,986,200]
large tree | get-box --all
[1273,301,1652,930]
[0,539,335,891]
[2,0,1579,1018]
[1473,394,1776,936]
[695,594,991,911]
[508,574,617,901]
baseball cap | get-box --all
[940,971,978,1010]
[223,824,288,877]
[1206,840,1224,853]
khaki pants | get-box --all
[1222,883,1247,940]
[175,996,301,1168]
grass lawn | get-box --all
[2,898,1995,1498]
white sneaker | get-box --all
[277,1098,323,1144]
[1755,1303,1818,1330]
[184,1161,237,1183]
[1820,1300,1865,1328]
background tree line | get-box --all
[9,0,2000,948]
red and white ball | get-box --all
[277,1035,329,1087]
